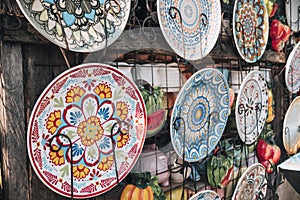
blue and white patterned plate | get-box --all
[27,63,146,198]
[157,0,221,61]
[235,70,268,145]
[233,0,269,63]
[170,68,230,162]
[189,190,221,200]
[285,41,300,94]
[16,0,131,52]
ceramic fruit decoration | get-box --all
[264,0,278,17]
[266,89,275,123]
[207,147,234,188]
[120,184,154,200]
[270,19,291,52]
[256,138,281,173]
[120,172,166,200]
[138,83,167,138]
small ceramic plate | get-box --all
[16,0,131,52]
[232,163,267,200]
[285,41,300,94]
[27,63,146,198]
[233,0,269,63]
[235,70,268,145]
[285,1,300,32]
[189,190,221,200]
[283,96,300,155]
[157,0,221,60]
[170,68,230,162]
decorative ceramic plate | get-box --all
[285,41,300,94]
[232,163,267,200]
[157,0,221,60]
[170,68,230,162]
[27,63,146,198]
[233,0,269,63]
[16,0,131,52]
[189,190,221,200]
[283,96,300,155]
[235,70,268,145]
[285,0,300,32]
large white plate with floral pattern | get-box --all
[235,70,268,145]
[285,41,300,94]
[16,0,131,52]
[157,0,221,61]
[233,0,269,63]
[170,68,230,162]
[283,96,300,155]
[232,163,267,200]
[189,190,221,200]
[27,63,146,198]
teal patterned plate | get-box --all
[170,68,230,162]
[233,0,269,63]
[16,0,131,52]
[27,63,146,198]
[157,0,221,60]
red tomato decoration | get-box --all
[270,19,291,52]
[256,138,281,173]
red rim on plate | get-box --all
[27,63,147,198]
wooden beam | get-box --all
[0,41,28,200]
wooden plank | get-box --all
[0,41,28,200]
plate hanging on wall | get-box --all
[170,68,230,162]
[285,41,300,94]
[233,0,269,63]
[283,96,300,155]
[27,63,147,198]
[285,0,300,32]
[189,190,221,200]
[16,0,131,52]
[157,0,221,61]
[235,70,268,145]
[232,163,267,199]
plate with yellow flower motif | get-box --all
[170,68,230,162]
[233,0,269,63]
[16,0,131,52]
[27,63,146,198]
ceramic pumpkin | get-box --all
[207,148,233,188]
[120,184,154,200]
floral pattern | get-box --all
[17,0,131,52]
[27,63,146,198]
[233,0,269,63]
